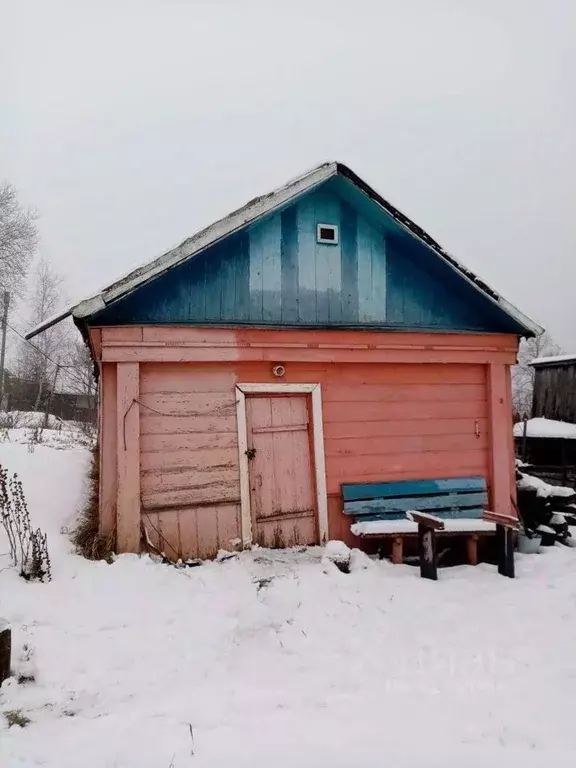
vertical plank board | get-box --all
[204,245,222,321]
[370,232,387,322]
[220,244,237,322]
[340,201,358,323]
[385,239,404,324]
[505,364,518,509]
[179,508,199,559]
[262,214,282,322]
[248,397,276,519]
[196,507,219,558]
[314,225,329,322]
[487,363,513,517]
[281,206,299,323]
[217,503,242,550]
[158,511,181,560]
[319,193,343,323]
[314,191,341,323]
[141,511,161,553]
[271,397,297,514]
[188,254,207,321]
[289,397,314,514]
[357,216,374,323]
[235,388,252,546]
[116,362,140,553]
[100,362,117,537]
[234,232,251,322]
[297,197,317,323]
[248,224,264,321]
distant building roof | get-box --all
[531,354,576,367]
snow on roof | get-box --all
[25,161,543,340]
[513,417,576,440]
[531,354,576,367]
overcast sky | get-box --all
[2,0,575,347]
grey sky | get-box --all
[3,0,575,347]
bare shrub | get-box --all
[3,709,31,728]
[0,411,24,430]
[71,445,114,560]
[0,466,51,582]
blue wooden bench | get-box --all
[342,477,516,579]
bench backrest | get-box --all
[342,477,488,521]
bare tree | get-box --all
[0,184,38,296]
[62,340,96,399]
[18,259,68,411]
[512,331,561,420]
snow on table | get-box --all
[513,417,576,440]
[351,518,496,535]
[2,439,576,767]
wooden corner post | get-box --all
[487,363,515,518]
[488,363,516,578]
[116,362,140,553]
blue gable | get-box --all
[90,176,522,334]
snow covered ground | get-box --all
[2,438,576,767]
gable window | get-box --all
[316,223,339,245]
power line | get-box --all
[5,321,60,367]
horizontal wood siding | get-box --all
[94,330,513,554]
[139,364,241,558]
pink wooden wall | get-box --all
[93,327,519,558]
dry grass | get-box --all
[71,445,115,561]
[4,709,31,728]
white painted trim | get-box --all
[235,388,252,548]
[310,384,329,543]
[235,383,328,547]
[237,382,318,394]
[316,222,339,245]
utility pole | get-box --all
[0,291,10,410]
[44,359,60,429]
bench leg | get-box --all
[497,525,515,578]
[466,534,479,566]
[418,524,438,580]
[391,536,403,565]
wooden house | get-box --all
[27,163,541,559]
[532,354,576,423]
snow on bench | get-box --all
[351,519,497,536]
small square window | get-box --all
[317,223,339,244]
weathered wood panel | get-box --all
[100,362,117,537]
[116,363,140,553]
[140,431,237,454]
[323,399,487,423]
[533,363,576,422]
[141,467,239,495]
[138,366,242,557]
[488,363,514,517]
[323,418,489,440]
[142,503,241,559]
[246,395,317,547]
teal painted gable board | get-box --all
[89,177,519,333]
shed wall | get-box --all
[95,327,517,558]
